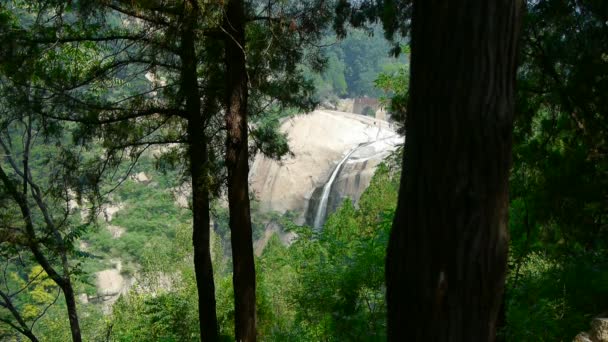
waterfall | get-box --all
[313,146,359,229]
[311,135,402,229]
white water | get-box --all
[313,146,359,229]
[311,134,403,229]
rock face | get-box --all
[592,318,608,341]
[574,317,608,342]
[131,171,151,183]
[93,260,134,314]
[249,110,401,226]
[106,225,126,238]
[101,202,123,222]
[313,135,401,224]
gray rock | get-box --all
[574,332,593,342]
[574,316,608,342]
[591,318,608,342]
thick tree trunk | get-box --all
[181,7,219,341]
[385,1,522,341]
[223,0,257,340]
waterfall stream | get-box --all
[313,146,360,229]
[311,134,402,229]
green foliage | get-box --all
[33,303,106,342]
[304,26,407,101]
[108,224,233,341]
[103,162,400,341]
[503,1,608,339]
[374,56,408,129]
[111,292,200,342]
[256,163,399,341]
[504,252,608,341]
[2,1,606,340]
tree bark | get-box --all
[61,281,82,342]
[385,0,522,341]
[223,0,257,340]
[181,5,219,340]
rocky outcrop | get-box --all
[131,171,151,183]
[106,225,126,238]
[92,260,134,314]
[320,136,401,222]
[249,110,402,226]
[171,182,192,209]
[575,317,608,342]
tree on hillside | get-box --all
[1,1,331,340]
[385,1,523,340]
[222,1,331,339]
[504,1,608,338]
[338,0,606,339]
[1,2,225,339]
[0,84,103,342]
[512,0,608,251]
[222,1,257,340]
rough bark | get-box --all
[223,0,257,340]
[181,5,219,340]
[385,0,523,341]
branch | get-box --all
[0,289,38,342]
[29,288,60,330]
[9,269,44,298]
[0,165,66,288]
[108,139,186,150]
[42,106,186,125]
[28,34,148,44]
[104,3,171,27]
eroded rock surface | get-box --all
[574,316,608,342]
[591,318,608,341]
[93,260,134,314]
[106,225,125,238]
[131,171,151,183]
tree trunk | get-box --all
[188,118,219,342]
[223,0,257,340]
[61,281,82,342]
[385,1,522,341]
[181,6,219,341]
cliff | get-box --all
[249,110,402,227]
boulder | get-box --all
[574,316,608,342]
[131,171,150,183]
[106,225,125,238]
[591,318,608,341]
